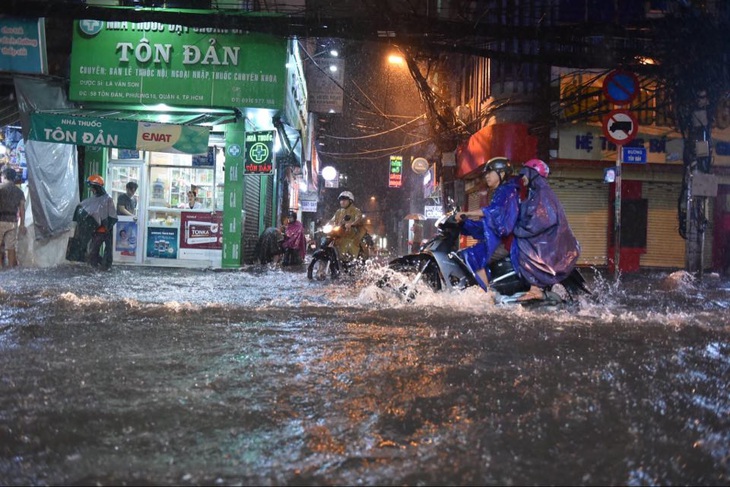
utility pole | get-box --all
[684,90,712,278]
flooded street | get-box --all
[0,263,728,486]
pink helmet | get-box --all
[523,158,550,178]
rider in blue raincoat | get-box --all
[456,157,520,290]
[510,159,580,301]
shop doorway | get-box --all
[107,159,145,265]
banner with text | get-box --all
[0,17,47,74]
[389,155,403,188]
[29,112,210,154]
[69,20,286,109]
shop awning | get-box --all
[456,123,538,178]
[28,108,237,155]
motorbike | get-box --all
[307,217,372,281]
[378,206,591,306]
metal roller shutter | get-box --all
[242,174,261,264]
[641,182,713,269]
[642,182,685,268]
[264,174,275,228]
[552,179,609,267]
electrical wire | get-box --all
[322,114,427,140]
[318,138,431,160]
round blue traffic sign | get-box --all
[603,70,639,105]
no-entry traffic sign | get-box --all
[602,109,639,146]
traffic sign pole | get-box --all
[613,148,622,277]
[602,108,639,277]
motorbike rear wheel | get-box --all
[307,254,338,280]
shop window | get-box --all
[111,148,141,160]
[148,152,217,210]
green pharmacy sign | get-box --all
[29,112,210,154]
[244,130,275,175]
[389,155,403,188]
[69,20,287,109]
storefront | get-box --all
[23,20,307,268]
[108,145,226,268]
[455,122,709,271]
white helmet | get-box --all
[338,191,354,202]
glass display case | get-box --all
[147,209,183,228]
[147,152,217,210]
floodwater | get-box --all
[0,261,728,486]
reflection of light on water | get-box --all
[661,270,697,291]
[58,292,108,307]
[162,301,202,312]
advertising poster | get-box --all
[115,220,138,256]
[146,227,179,259]
[180,211,223,250]
[1,127,27,183]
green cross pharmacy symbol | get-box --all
[249,142,270,164]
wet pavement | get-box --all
[0,263,728,485]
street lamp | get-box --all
[321,165,337,182]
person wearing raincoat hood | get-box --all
[281,210,307,266]
[510,159,580,301]
[68,175,118,270]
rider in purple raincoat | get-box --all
[457,157,520,290]
[510,159,580,301]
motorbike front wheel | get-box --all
[307,254,338,280]
[377,257,441,301]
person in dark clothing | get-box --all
[116,181,138,216]
[70,175,118,270]
[254,226,283,264]
[0,166,26,268]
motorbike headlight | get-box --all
[322,224,334,233]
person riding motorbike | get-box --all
[455,157,520,291]
[327,191,367,262]
[70,175,118,270]
[510,158,581,302]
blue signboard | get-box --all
[622,147,647,164]
[0,18,47,74]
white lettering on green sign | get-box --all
[43,127,119,146]
[116,38,240,66]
